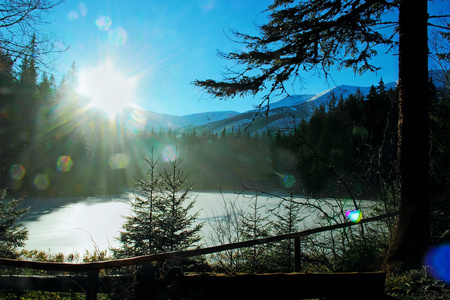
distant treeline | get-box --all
[1,47,448,203]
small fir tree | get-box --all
[0,189,28,258]
[272,192,305,272]
[114,151,202,258]
[114,152,163,258]
[239,191,272,272]
[158,157,202,252]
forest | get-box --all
[1,60,449,297]
[1,53,448,212]
[1,41,449,250]
[1,0,450,298]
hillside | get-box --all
[121,81,398,135]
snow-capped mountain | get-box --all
[193,81,397,135]
[125,109,239,131]
[180,111,240,127]
[307,82,397,105]
[265,94,315,110]
[130,81,398,134]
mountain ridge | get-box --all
[131,81,397,134]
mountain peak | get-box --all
[134,81,398,134]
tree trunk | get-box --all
[387,0,430,270]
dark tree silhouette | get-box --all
[114,152,203,258]
[0,189,28,258]
[194,0,441,269]
[386,0,430,270]
[0,0,66,70]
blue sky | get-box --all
[45,0,440,116]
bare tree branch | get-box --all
[0,0,67,70]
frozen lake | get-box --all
[17,191,365,255]
[18,191,279,255]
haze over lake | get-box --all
[18,192,270,254]
[18,191,364,255]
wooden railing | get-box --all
[0,210,400,299]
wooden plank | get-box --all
[0,272,386,299]
[0,275,88,293]
[86,270,99,300]
[167,272,387,300]
[294,237,301,272]
[0,275,133,294]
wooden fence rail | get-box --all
[0,210,400,299]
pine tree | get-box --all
[115,152,202,258]
[272,192,304,272]
[195,0,434,269]
[0,189,28,258]
[0,51,18,188]
[0,38,40,192]
[239,191,272,272]
[16,49,38,136]
[114,152,163,257]
[66,62,78,90]
[0,0,65,71]
[429,81,450,242]
[36,72,56,105]
[0,51,14,88]
[158,157,202,252]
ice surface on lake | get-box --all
[19,192,367,255]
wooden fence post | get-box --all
[294,237,301,272]
[85,269,99,300]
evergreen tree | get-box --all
[115,152,202,258]
[239,191,272,272]
[0,189,28,258]
[429,81,450,242]
[272,192,304,272]
[158,157,202,252]
[0,51,14,87]
[15,49,38,140]
[0,0,65,72]
[388,0,430,269]
[66,62,78,90]
[429,21,450,243]
[0,51,18,188]
[194,0,434,269]
[114,152,163,257]
[0,39,41,192]
[36,72,56,105]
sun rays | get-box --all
[77,61,139,118]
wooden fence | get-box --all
[0,210,400,299]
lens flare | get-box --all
[9,164,26,180]
[109,153,128,169]
[346,210,362,223]
[126,110,148,134]
[162,146,177,162]
[108,27,127,45]
[274,172,296,188]
[197,0,216,10]
[68,11,78,21]
[33,174,50,190]
[78,3,87,17]
[424,244,450,283]
[96,16,112,30]
[1,104,19,121]
[282,174,295,188]
[57,156,73,172]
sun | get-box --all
[77,61,139,118]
